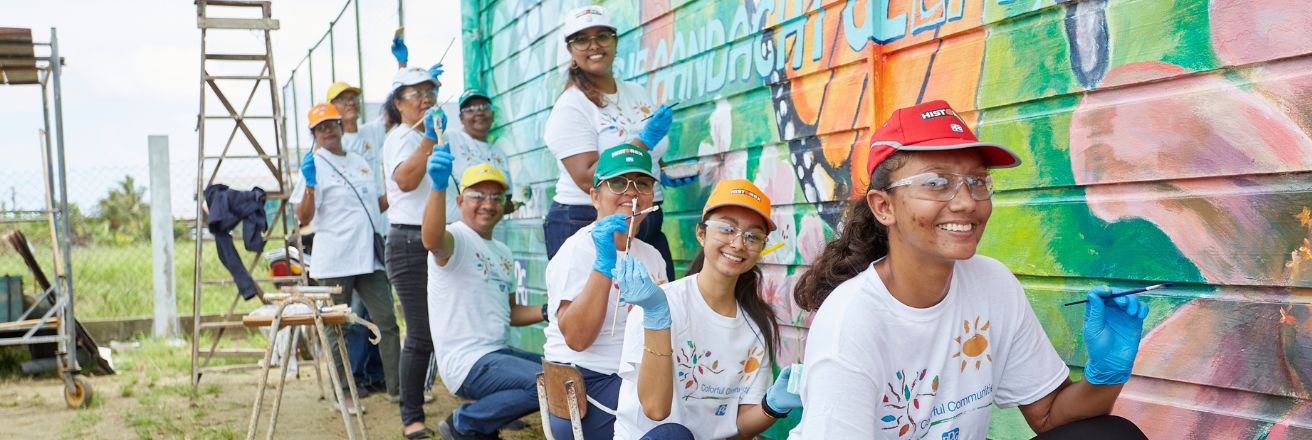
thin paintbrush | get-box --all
[1063,282,1173,307]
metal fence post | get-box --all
[148,135,178,338]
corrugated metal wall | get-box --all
[461,0,1312,437]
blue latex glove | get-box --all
[390,35,408,64]
[637,104,674,148]
[300,151,317,188]
[660,170,697,188]
[613,257,670,330]
[1082,286,1150,385]
[764,364,803,415]
[428,62,445,80]
[422,107,447,141]
[426,143,454,191]
[590,213,628,275]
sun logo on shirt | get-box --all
[736,345,764,382]
[952,316,992,372]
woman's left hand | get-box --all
[423,107,447,141]
[614,257,670,330]
[764,364,802,416]
[1082,286,1150,385]
[428,62,444,80]
[660,170,697,188]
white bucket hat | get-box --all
[390,67,436,93]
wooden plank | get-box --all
[196,18,280,31]
[204,54,267,61]
[242,311,350,328]
[201,0,270,8]
[0,317,58,331]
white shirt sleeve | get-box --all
[382,129,411,179]
[992,275,1070,407]
[793,356,880,439]
[543,89,600,161]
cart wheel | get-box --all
[64,374,92,409]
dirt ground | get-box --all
[0,339,547,440]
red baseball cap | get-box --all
[867,100,1021,176]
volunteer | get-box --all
[543,144,670,439]
[613,179,802,439]
[542,5,694,280]
[294,103,400,414]
[421,151,546,439]
[380,65,446,436]
[440,89,512,222]
[789,100,1149,439]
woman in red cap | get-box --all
[611,179,801,439]
[789,101,1149,439]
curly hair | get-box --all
[793,152,909,311]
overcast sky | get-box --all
[0,0,463,215]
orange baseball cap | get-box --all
[703,179,775,231]
[306,102,342,129]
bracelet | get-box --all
[760,393,790,419]
[540,304,549,323]
[643,346,671,357]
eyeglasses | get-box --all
[331,95,361,106]
[701,220,768,251]
[461,190,509,206]
[401,89,437,102]
[567,32,617,51]
[884,172,994,201]
[599,176,655,195]
[312,120,342,133]
[461,103,492,114]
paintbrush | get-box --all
[611,198,641,336]
[628,205,660,219]
[1063,282,1173,307]
[758,241,784,257]
[641,102,680,121]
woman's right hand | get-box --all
[426,144,454,191]
[590,213,628,275]
[300,151,316,188]
[614,257,670,330]
[637,104,674,148]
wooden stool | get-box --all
[243,288,371,440]
[537,359,589,440]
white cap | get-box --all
[391,67,436,93]
[561,5,615,41]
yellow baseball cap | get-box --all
[703,179,775,231]
[326,82,361,102]
[306,103,342,129]
[460,163,508,192]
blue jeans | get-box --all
[547,366,621,440]
[452,348,544,435]
[641,424,695,440]
[544,202,675,281]
[346,293,385,389]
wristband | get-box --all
[540,304,549,323]
[761,393,791,419]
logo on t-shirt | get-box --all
[879,369,938,437]
[952,317,992,372]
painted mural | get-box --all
[461,0,1312,437]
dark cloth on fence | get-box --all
[204,184,268,299]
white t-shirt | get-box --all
[342,117,389,188]
[542,223,668,374]
[614,275,772,440]
[382,125,430,226]
[543,80,669,205]
[291,150,384,279]
[445,129,511,223]
[427,221,516,391]
[789,256,1069,440]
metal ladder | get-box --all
[191,0,306,393]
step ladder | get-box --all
[190,0,306,395]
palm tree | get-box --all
[95,176,150,244]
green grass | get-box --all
[0,236,292,319]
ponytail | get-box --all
[563,62,607,108]
[793,152,909,311]
[686,250,778,366]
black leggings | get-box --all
[1032,415,1147,440]
[386,225,431,426]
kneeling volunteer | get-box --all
[421,145,546,439]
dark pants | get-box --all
[386,224,431,426]
[347,293,385,389]
[452,348,544,435]
[547,366,621,440]
[543,202,675,280]
[317,270,400,396]
[1031,415,1147,439]
[640,424,695,440]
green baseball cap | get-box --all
[459,89,490,108]
[593,143,655,186]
